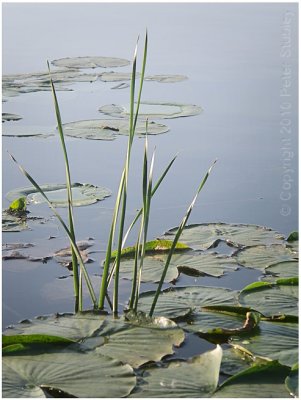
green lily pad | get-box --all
[138,286,239,319]
[62,119,169,140]
[131,346,222,397]
[145,74,188,83]
[2,113,22,122]
[230,321,298,367]
[239,281,298,317]
[6,183,111,208]
[220,346,268,376]
[2,209,29,232]
[120,252,239,284]
[2,125,54,138]
[4,313,185,369]
[99,101,202,119]
[236,244,296,271]
[161,223,285,250]
[3,350,136,398]
[287,231,298,242]
[99,71,135,82]
[285,364,298,397]
[51,56,130,69]
[265,260,298,279]
[213,360,291,398]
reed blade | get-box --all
[8,152,98,308]
[149,159,217,316]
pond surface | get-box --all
[2,3,298,330]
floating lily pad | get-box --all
[145,74,188,83]
[138,286,239,319]
[4,313,185,369]
[265,260,298,279]
[62,119,169,140]
[99,71,135,82]
[285,364,298,397]
[239,281,298,317]
[6,183,111,208]
[2,209,29,232]
[236,244,297,271]
[52,56,130,69]
[54,240,95,267]
[99,101,202,119]
[120,252,239,284]
[213,360,291,398]
[161,223,285,250]
[2,113,22,122]
[220,346,268,376]
[3,351,136,398]
[131,346,222,398]
[2,125,55,138]
[2,243,34,251]
[230,321,298,367]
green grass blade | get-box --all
[149,159,217,316]
[47,61,79,311]
[106,153,177,287]
[113,34,148,315]
[8,152,98,308]
[98,169,125,309]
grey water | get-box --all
[2,3,298,329]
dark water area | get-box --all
[2,3,298,329]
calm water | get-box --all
[2,3,298,328]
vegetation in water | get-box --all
[3,33,298,398]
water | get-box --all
[2,3,298,328]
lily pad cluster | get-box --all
[2,224,299,397]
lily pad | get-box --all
[120,252,239,284]
[161,223,285,250]
[138,286,239,319]
[2,209,29,232]
[62,119,169,140]
[220,346,268,376]
[2,113,22,122]
[213,360,291,398]
[3,351,136,398]
[2,125,54,138]
[99,71,135,82]
[239,281,298,317]
[265,260,298,279]
[4,313,185,369]
[51,56,130,69]
[285,364,298,397]
[145,74,188,83]
[99,101,202,119]
[230,320,298,367]
[54,239,95,267]
[6,183,111,208]
[236,244,297,271]
[131,346,222,398]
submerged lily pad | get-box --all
[99,101,202,119]
[6,183,111,208]
[2,113,22,122]
[138,286,239,319]
[161,223,285,250]
[213,360,292,398]
[62,119,169,140]
[52,56,130,69]
[119,252,239,284]
[239,281,298,317]
[3,351,136,398]
[131,346,222,398]
[236,244,297,271]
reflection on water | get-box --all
[2,3,298,327]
